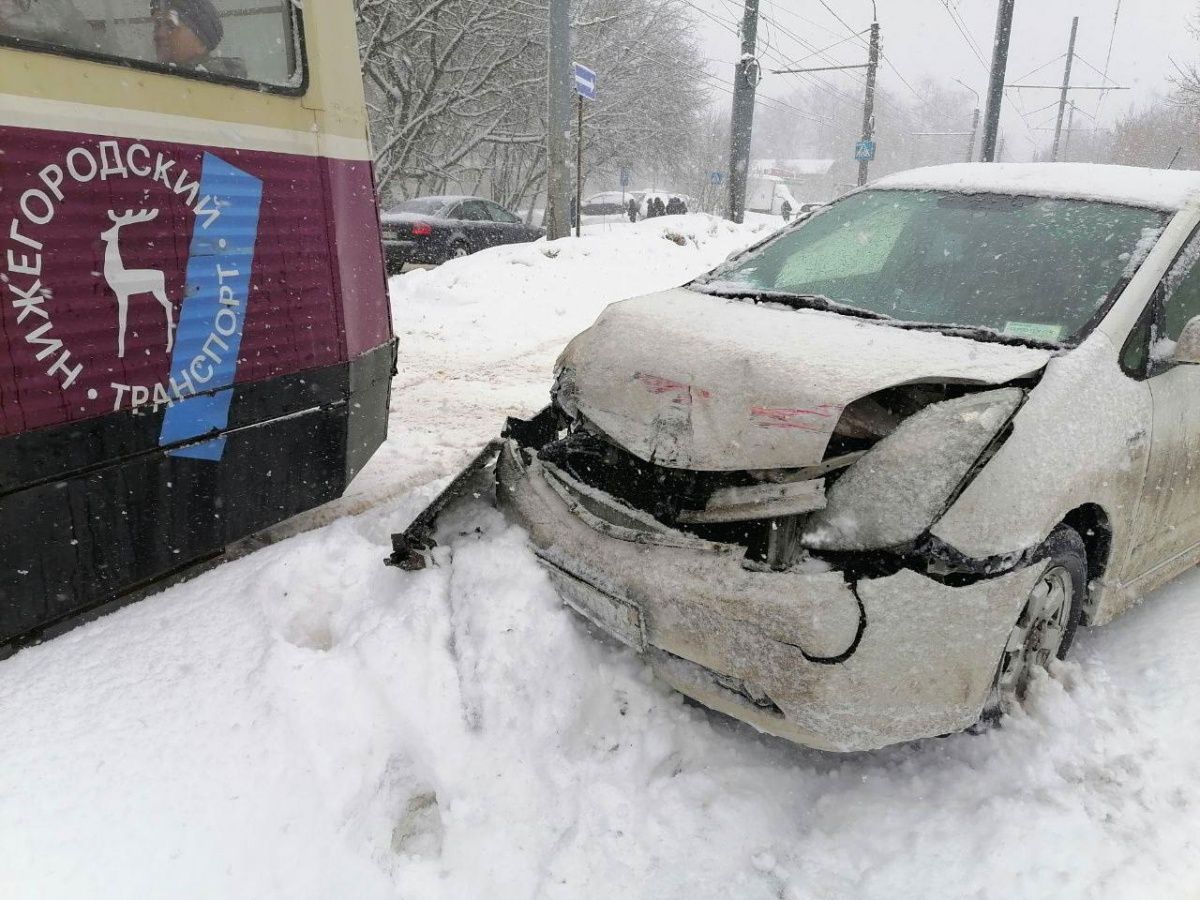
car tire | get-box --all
[449,240,470,260]
[982,524,1086,720]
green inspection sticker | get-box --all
[1003,321,1064,342]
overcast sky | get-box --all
[690,0,1197,161]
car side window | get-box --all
[484,201,521,224]
[0,0,302,89]
[452,201,489,222]
[1120,301,1153,378]
[1160,241,1200,343]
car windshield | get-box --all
[391,198,449,216]
[698,189,1168,345]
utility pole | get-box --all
[575,96,584,237]
[981,0,1016,162]
[545,0,573,239]
[857,20,880,186]
[953,78,981,163]
[726,0,760,224]
[1050,16,1079,162]
[1061,100,1076,161]
[966,106,980,162]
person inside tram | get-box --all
[150,0,245,77]
[0,0,96,51]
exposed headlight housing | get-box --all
[802,388,1024,551]
[552,365,581,420]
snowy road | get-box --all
[2,215,1199,899]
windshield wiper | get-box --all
[887,321,1063,350]
[690,285,1060,349]
[690,285,895,321]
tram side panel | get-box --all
[0,123,394,647]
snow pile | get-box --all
[3,493,1200,898]
[2,213,1200,899]
[392,213,774,369]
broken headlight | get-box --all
[551,365,580,420]
[801,388,1024,551]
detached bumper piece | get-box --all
[385,407,560,569]
[385,438,505,570]
[496,438,1046,752]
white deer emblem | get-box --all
[100,208,175,358]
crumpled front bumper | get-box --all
[496,439,1045,752]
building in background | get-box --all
[749,158,844,209]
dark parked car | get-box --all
[579,191,628,217]
[380,196,544,271]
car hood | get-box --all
[556,288,1053,471]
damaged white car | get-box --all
[392,163,1200,752]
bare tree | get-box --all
[567,0,710,189]
[356,0,539,203]
[355,0,710,213]
[1106,100,1200,169]
[1170,5,1200,107]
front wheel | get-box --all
[984,525,1086,718]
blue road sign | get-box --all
[573,62,597,100]
[710,171,724,186]
[619,167,632,187]
[854,139,877,162]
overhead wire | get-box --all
[751,3,953,141]
[1094,0,1123,122]
[1071,51,1122,86]
[675,0,742,41]
[678,1,941,137]
[760,0,775,61]
[791,28,872,65]
[878,51,927,102]
[816,0,865,44]
[695,0,869,110]
[935,0,1039,146]
[938,0,988,69]
[678,0,902,117]
[672,0,849,117]
[621,37,831,122]
[1010,52,1067,85]
[757,1,848,42]
[758,13,868,97]
[775,2,925,103]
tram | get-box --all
[0,0,395,649]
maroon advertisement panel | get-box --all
[0,124,389,439]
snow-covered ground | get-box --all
[3,213,1199,899]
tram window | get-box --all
[0,0,301,89]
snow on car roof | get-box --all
[872,163,1200,211]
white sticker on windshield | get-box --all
[1003,321,1063,342]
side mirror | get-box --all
[1172,316,1200,365]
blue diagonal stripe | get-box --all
[159,153,263,461]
